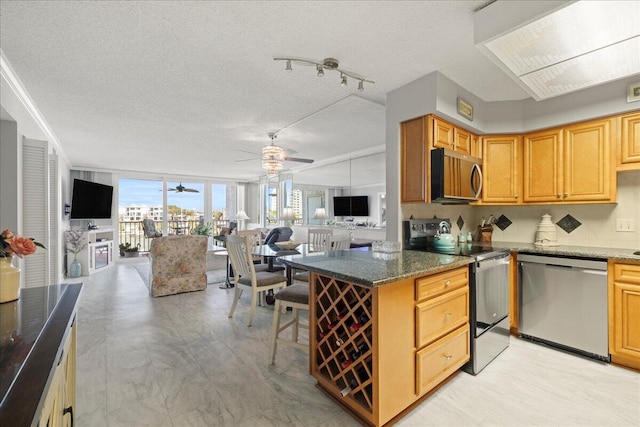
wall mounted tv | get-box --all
[333,196,369,217]
[70,179,114,219]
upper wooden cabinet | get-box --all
[481,135,522,204]
[401,117,428,203]
[430,116,474,154]
[619,111,640,171]
[523,117,615,204]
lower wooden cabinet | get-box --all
[39,319,76,426]
[609,260,640,370]
[310,265,470,426]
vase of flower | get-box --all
[0,257,20,303]
[69,256,82,278]
[1,229,45,304]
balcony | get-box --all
[117,220,229,253]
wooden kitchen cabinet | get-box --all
[481,135,522,204]
[401,116,428,203]
[618,111,640,171]
[310,265,470,426]
[523,117,615,204]
[430,115,473,154]
[608,260,640,370]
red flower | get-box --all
[9,237,38,258]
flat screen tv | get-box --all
[350,196,369,216]
[70,179,114,219]
[333,196,369,217]
[333,196,351,216]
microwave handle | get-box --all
[471,163,482,198]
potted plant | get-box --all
[191,222,212,236]
[123,243,140,258]
[118,242,131,257]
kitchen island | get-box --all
[281,249,473,426]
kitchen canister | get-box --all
[534,214,559,246]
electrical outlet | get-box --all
[616,219,636,232]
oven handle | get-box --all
[475,253,510,271]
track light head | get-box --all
[358,80,364,91]
[317,65,324,77]
[340,74,347,87]
[285,60,292,72]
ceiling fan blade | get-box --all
[183,189,200,193]
[167,188,177,191]
[285,157,314,164]
[234,157,259,163]
[236,149,260,155]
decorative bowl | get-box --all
[275,241,301,250]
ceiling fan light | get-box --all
[262,144,285,175]
[317,65,324,77]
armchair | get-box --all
[148,235,208,297]
[142,219,162,238]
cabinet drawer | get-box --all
[416,286,469,348]
[614,262,640,284]
[416,324,470,396]
[416,267,468,301]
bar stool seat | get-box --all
[269,284,309,364]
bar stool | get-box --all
[269,284,309,364]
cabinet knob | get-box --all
[557,193,561,198]
[445,312,452,317]
[444,280,451,286]
[564,192,569,198]
[444,354,453,360]
[515,194,519,199]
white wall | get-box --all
[386,70,640,249]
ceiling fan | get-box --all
[167,183,199,193]
[235,133,314,165]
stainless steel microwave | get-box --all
[430,148,482,203]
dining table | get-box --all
[251,243,321,286]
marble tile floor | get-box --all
[73,262,640,427]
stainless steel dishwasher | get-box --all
[518,253,609,361]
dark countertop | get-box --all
[489,241,640,261]
[280,249,473,287]
[0,283,82,425]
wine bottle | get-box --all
[341,358,353,369]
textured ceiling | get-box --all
[0,0,532,186]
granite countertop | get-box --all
[280,250,473,287]
[489,241,640,261]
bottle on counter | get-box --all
[467,231,473,242]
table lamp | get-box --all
[235,210,250,230]
[279,208,296,227]
[312,207,329,226]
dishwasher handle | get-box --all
[476,253,510,272]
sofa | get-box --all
[149,235,208,297]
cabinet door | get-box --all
[609,263,640,370]
[563,118,614,202]
[401,117,428,203]
[482,135,522,204]
[431,117,455,150]
[619,111,640,170]
[523,128,562,203]
[454,127,472,154]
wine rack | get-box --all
[312,274,374,415]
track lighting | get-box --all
[274,56,374,91]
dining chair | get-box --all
[329,234,352,250]
[237,229,269,272]
[142,219,162,238]
[308,228,333,251]
[269,283,309,364]
[226,235,287,327]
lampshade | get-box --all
[312,208,329,220]
[279,207,296,221]
[235,210,249,220]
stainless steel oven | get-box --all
[404,219,510,374]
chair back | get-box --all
[263,227,293,245]
[226,234,256,279]
[142,219,162,238]
[308,228,333,251]
[329,234,351,251]
[237,229,263,262]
